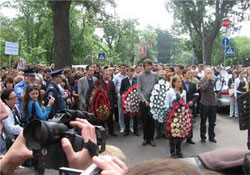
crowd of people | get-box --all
[0,60,250,174]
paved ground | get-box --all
[42,109,247,174]
[107,109,247,167]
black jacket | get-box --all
[182,80,198,104]
[120,77,137,96]
[101,79,117,107]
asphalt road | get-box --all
[107,110,247,167]
[41,109,246,174]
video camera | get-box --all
[23,110,106,170]
[237,92,250,175]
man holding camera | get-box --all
[0,118,127,175]
[199,68,217,143]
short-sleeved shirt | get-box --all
[14,80,27,116]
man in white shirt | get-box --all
[113,63,128,133]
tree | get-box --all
[97,15,139,65]
[50,1,71,69]
[166,0,250,65]
[156,29,174,64]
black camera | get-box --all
[23,110,106,170]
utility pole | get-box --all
[202,13,206,65]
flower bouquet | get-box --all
[121,84,140,117]
[86,80,111,122]
[150,79,170,123]
[163,96,193,141]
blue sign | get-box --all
[221,38,230,47]
[225,47,235,56]
[98,53,106,61]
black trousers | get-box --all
[169,139,182,155]
[156,121,163,137]
[113,106,119,123]
[200,104,217,139]
[124,114,138,133]
[187,107,195,140]
[107,111,115,134]
[141,102,155,141]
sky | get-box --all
[115,0,173,30]
[115,0,250,37]
[0,0,249,37]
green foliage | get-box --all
[1,0,207,67]
[166,0,250,65]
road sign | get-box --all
[222,28,231,38]
[221,38,230,47]
[98,53,106,61]
[225,47,235,56]
[148,40,152,47]
[222,18,231,28]
[5,41,19,55]
[139,45,146,57]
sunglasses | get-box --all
[27,84,40,90]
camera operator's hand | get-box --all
[61,118,97,170]
[0,132,33,175]
[48,97,55,107]
[92,155,128,175]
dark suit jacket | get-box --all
[101,79,117,107]
[120,77,137,96]
[182,80,198,104]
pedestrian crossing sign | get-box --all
[225,47,235,56]
[98,53,106,61]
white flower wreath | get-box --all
[150,80,170,123]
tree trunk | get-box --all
[51,1,72,69]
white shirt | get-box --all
[113,73,127,93]
[165,88,186,109]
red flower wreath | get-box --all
[121,84,140,118]
[163,95,193,141]
[86,81,111,122]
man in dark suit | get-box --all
[120,67,139,137]
[182,69,199,144]
[101,67,117,136]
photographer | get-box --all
[0,118,106,174]
[198,68,217,143]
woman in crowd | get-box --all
[165,76,187,158]
[247,67,250,92]
[1,89,23,152]
[3,77,14,90]
[228,70,238,118]
[22,84,54,123]
[234,70,247,110]
[60,78,72,109]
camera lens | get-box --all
[32,125,41,142]
[24,120,45,150]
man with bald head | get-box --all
[198,68,217,143]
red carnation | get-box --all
[172,102,179,110]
